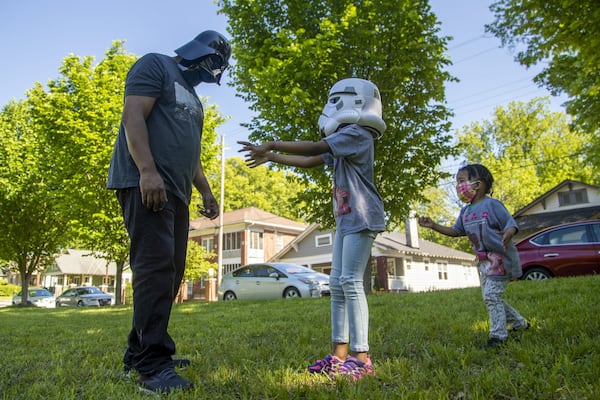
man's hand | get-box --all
[199,193,219,220]
[140,171,167,212]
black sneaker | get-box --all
[138,367,193,394]
[172,358,191,369]
[479,337,507,350]
[124,358,190,375]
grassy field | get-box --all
[1,276,598,399]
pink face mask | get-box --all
[456,181,479,203]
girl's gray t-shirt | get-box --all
[452,196,522,279]
[322,124,385,236]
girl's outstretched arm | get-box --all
[238,140,328,168]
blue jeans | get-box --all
[330,230,377,353]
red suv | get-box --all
[515,220,600,280]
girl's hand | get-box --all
[497,228,516,250]
[238,141,271,156]
[245,152,270,168]
[238,141,271,168]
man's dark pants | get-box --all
[117,188,189,376]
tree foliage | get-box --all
[486,0,600,136]
[218,0,456,229]
[0,100,69,303]
[455,97,594,213]
[184,241,218,281]
[212,157,305,220]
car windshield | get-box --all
[30,289,52,297]
[85,287,104,294]
[274,264,314,275]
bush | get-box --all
[0,279,20,296]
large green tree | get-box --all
[218,0,456,229]
[26,43,137,304]
[456,97,594,213]
[486,0,600,137]
[0,100,69,304]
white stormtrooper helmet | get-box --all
[318,78,386,138]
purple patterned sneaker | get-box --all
[333,355,375,380]
[307,354,343,374]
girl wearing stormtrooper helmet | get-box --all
[239,78,386,380]
[418,164,529,350]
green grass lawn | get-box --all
[1,276,599,399]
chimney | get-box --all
[405,215,420,248]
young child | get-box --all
[418,164,529,349]
[238,78,386,379]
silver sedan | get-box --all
[219,263,330,301]
[55,286,114,307]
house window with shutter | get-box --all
[558,189,588,207]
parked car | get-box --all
[515,220,600,280]
[12,288,56,308]
[55,286,114,307]
[219,263,330,301]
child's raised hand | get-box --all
[238,141,270,168]
[238,141,270,155]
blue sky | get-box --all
[0,1,565,159]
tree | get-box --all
[184,241,218,282]
[218,0,456,229]
[455,97,594,213]
[0,100,69,304]
[211,157,305,220]
[486,0,600,136]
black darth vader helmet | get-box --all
[175,30,231,85]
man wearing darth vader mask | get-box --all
[107,30,231,394]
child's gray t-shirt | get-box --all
[452,196,522,279]
[322,124,385,236]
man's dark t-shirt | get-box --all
[107,53,204,205]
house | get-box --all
[188,207,307,276]
[270,219,479,293]
[41,249,131,296]
[512,180,600,240]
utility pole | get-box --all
[216,134,225,295]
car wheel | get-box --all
[522,267,552,281]
[77,300,85,307]
[223,291,237,301]
[283,287,301,298]
[56,302,61,308]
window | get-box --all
[533,225,588,246]
[558,189,588,207]
[223,232,241,250]
[201,237,214,253]
[386,258,396,276]
[249,231,264,250]
[223,263,241,274]
[275,234,284,252]
[315,234,332,247]
[437,263,448,280]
